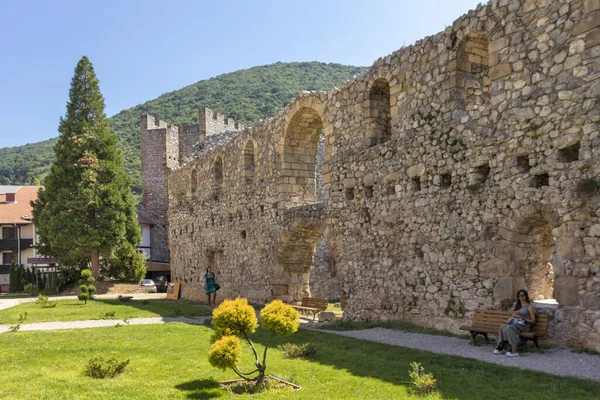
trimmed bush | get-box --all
[84,356,130,379]
[278,342,316,358]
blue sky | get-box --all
[0,0,483,148]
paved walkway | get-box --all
[1,298,599,383]
[0,293,166,311]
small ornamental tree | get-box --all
[208,297,300,385]
[78,269,96,304]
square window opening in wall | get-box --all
[440,173,452,188]
[411,177,421,191]
[474,163,491,183]
[558,142,580,163]
[531,173,549,188]
[386,184,396,195]
[364,185,373,199]
[515,155,530,173]
[241,230,247,239]
[345,188,355,201]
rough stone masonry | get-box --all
[140,0,600,351]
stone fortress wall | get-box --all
[141,0,600,350]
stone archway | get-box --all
[272,220,339,303]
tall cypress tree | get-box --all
[31,56,145,280]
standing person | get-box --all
[204,267,217,306]
[493,289,536,357]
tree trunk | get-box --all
[91,249,100,279]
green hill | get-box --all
[0,62,367,194]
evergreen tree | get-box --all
[8,262,17,292]
[31,56,145,280]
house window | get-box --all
[2,227,16,239]
[2,252,15,265]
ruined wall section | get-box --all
[160,0,599,350]
[322,0,599,350]
[168,116,288,303]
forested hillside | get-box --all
[0,62,366,194]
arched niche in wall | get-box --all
[279,97,332,206]
[242,140,256,184]
[452,31,490,109]
[367,78,392,146]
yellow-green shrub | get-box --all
[208,335,242,370]
[207,297,300,386]
[212,297,258,337]
[261,300,300,336]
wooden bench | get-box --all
[291,297,328,320]
[460,309,549,352]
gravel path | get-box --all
[311,327,600,382]
[0,316,209,333]
[0,293,166,311]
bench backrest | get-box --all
[301,297,328,310]
[472,309,549,335]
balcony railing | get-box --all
[0,238,34,252]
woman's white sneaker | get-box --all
[493,349,503,355]
[506,351,519,357]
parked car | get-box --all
[139,279,157,293]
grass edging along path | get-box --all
[319,319,467,339]
[0,299,212,324]
[0,324,598,399]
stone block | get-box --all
[586,28,600,49]
[589,224,600,236]
[554,276,579,306]
[557,237,585,259]
[573,11,600,35]
[583,294,600,310]
[343,178,356,188]
[585,0,600,12]
[272,284,288,296]
[493,277,514,300]
[489,37,509,53]
[318,311,336,322]
[363,173,375,187]
[489,63,512,81]
[407,163,426,178]
[383,172,400,184]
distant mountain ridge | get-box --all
[0,62,367,195]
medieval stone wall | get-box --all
[143,0,600,350]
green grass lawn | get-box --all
[320,319,468,339]
[0,324,598,399]
[0,299,211,324]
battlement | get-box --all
[140,115,175,131]
[199,107,244,137]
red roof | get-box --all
[0,186,42,224]
[0,185,153,226]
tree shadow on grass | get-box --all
[175,378,223,399]
[249,328,600,400]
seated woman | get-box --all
[494,289,536,357]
